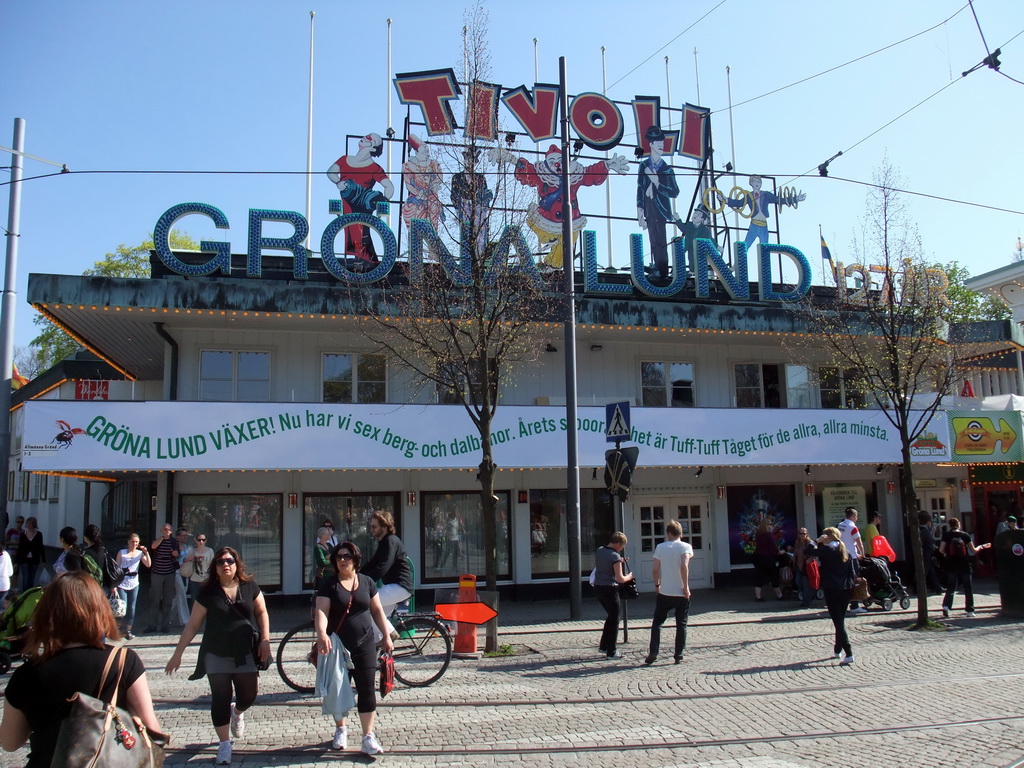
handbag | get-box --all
[378,651,395,698]
[50,646,169,768]
[110,594,127,619]
[851,577,870,602]
[228,587,271,671]
[619,556,639,600]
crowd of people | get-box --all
[0,505,1009,765]
[0,515,405,765]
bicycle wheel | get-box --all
[276,621,317,694]
[392,616,452,687]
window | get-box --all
[422,491,511,582]
[785,365,814,409]
[735,363,782,408]
[180,494,282,590]
[819,367,867,409]
[199,350,270,401]
[529,489,615,577]
[322,353,386,403]
[7,471,13,501]
[641,362,695,407]
[48,475,60,502]
[302,493,400,588]
[437,359,498,406]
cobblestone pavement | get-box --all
[3,583,1023,768]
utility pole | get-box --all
[559,58,582,619]
[0,118,26,525]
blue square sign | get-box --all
[605,401,631,443]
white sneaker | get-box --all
[965,611,976,618]
[229,703,245,739]
[216,740,232,765]
[942,607,950,618]
[849,606,867,615]
[362,733,384,755]
[834,651,843,660]
[332,725,347,750]
[840,655,855,666]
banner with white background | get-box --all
[21,401,948,472]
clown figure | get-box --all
[490,144,629,268]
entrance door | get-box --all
[919,489,952,531]
[634,496,711,589]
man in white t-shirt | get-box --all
[838,507,866,614]
[644,520,693,665]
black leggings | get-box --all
[208,672,259,728]
[823,588,853,657]
[343,631,379,714]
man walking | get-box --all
[940,517,992,618]
[144,523,179,633]
[838,507,866,614]
[644,520,692,665]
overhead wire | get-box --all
[713,2,971,114]
[606,0,729,92]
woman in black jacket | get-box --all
[809,527,857,665]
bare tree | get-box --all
[790,160,977,628]
[359,6,561,651]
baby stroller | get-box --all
[858,556,911,612]
[0,586,44,673]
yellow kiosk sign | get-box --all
[948,412,1021,463]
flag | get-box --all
[820,234,833,262]
[11,364,29,390]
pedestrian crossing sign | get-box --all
[605,401,631,443]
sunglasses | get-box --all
[336,553,354,561]
[215,557,236,566]
[196,538,206,542]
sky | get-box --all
[3,0,1024,353]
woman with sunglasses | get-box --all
[314,542,393,755]
[165,547,270,766]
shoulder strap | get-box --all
[330,582,355,636]
[95,646,128,708]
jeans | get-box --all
[942,562,974,612]
[19,563,38,592]
[648,594,691,660]
[594,584,621,655]
[148,572,177,630]
[118,585,140,628]
[794,568,815,606]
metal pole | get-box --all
[0,118,25,525]
[305,11,315,251]
[559,57,582,619]
[386,18,393,234]
[602,46,614,272]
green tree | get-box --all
[29,230,196,369]
[943,261,1010,324]
[791,162,975,629]
[360,6,558,651]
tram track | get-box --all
[178,712,1024,760]
[178,669,1024,710]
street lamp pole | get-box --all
[0,118,26,525]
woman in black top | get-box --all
[315,541,393,756]
[0,571,161,767]
[15,516,44,591]
[809,527,857,665]
[361,510,414,620]
[166,546,270,766]
[83,524,115,594]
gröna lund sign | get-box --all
[152,68,819,303]
[153,201,815,303]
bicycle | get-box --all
[276,609,453,694]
